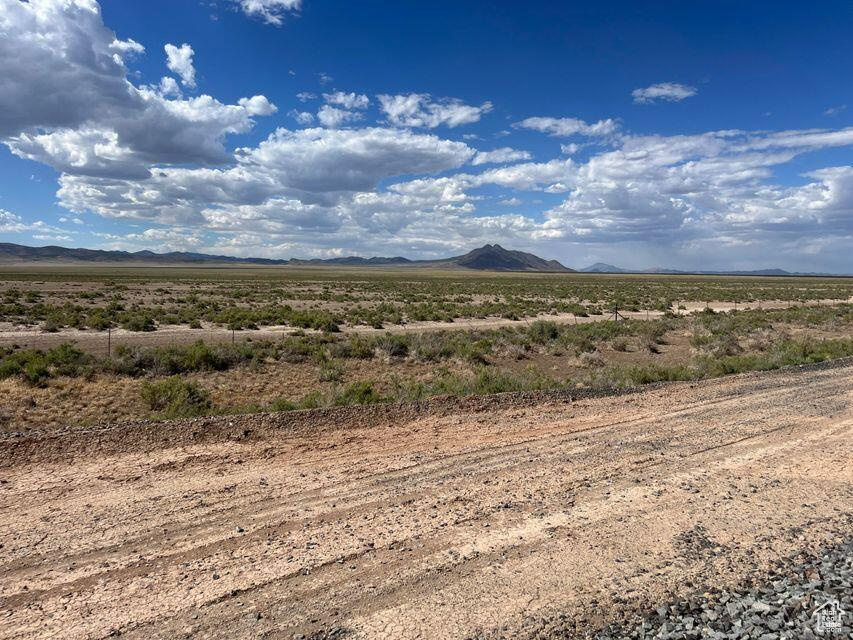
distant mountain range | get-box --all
[0,242,573,273]
[579,262,838,277]
[0,242,843,275]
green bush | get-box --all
[331,380,384,406]
[87,313,114,330]
[319,360,344,382]
[345,336,376,359]
[0,343,90,385]
[22,359,51,386]
[297,390,324,409]
[268,396,296,412]
[394,366,563,399]
[41,318,61,333]
[122,314,156,332]
[140,376,212,418]
[375,333,409,358]
[527,320,559,344]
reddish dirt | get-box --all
[0,361,851,639]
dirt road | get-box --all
[2,297,848,355]
[1,361,851,639]
[0,309,664,355]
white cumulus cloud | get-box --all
[233,0,301,26]
[472,147,533,166]
[0,1,277,178]
[323,91,370,110]
[238,95,278,116]
[164,43,196,88]
[317,105,363,128]
[378,94,493,129]
[632,82,697,104]
[516,116,618,138]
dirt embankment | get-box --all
[0,360,851,639]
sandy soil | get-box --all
[0,360,850,639]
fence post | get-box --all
[107,327,111,357]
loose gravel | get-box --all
[584,538,852,639]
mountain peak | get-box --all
[453,244,573,272]
[581,262,626,273]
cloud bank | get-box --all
[0,0,851,271]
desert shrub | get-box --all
[584,363,695,389]
[348,335,377,359]
[319,359,344,382]
[560,333,596,355]
[45,343,91,376]
[22,359,51,386]
[0,343,90,385]
[401,366,563,399]
[111,341,242,376]
[473,366,562,394]
[527,320,559,344]
[326,335,374,360]
[637,321,667,345]
[87,312,114,330]
[744,329,774,352]
[697,337,853,377]
[140,376,211,418]
[41,318,61,333]
[268,396,297,412]
[375,333,409,359]
[331,380,384,406]
[611,337,630,352]
[409,331,491,363]
[121,314,156,332]
[297,390,324,409]
[0,357,21,380]
[289,309,340,332]
[579,350,605,367]
[457,337,491,364]
[710,334,741,357]
[503,343,529,360]
[691,327,742,357]
[619,363,694,385]
[410,331,452,362]
[278,335,327,363]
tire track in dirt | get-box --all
[0,362,851,639]
[1,376,810,589]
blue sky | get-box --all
[1,0,852,271]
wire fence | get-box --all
[0,298,843,356]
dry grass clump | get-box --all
[611,337,630,352]
[579,350,606,367]
[140,376,211,418]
